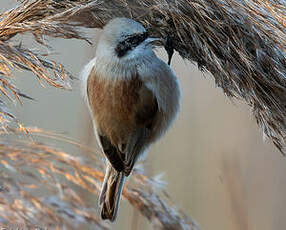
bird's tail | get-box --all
[99,162,125,222]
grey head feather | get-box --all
[100,18,149,57]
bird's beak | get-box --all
[144,37,162,45]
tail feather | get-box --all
[99,163,125,222]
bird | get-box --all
[81,17,181,221]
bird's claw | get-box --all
[164,34,174,66]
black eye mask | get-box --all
[115,32,149,57]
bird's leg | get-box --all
[164,34,174,66]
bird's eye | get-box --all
[115,32,149,57]
[125,33,145,46]
[126,37,136,44]
[133,37,139,44]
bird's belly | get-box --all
[87,75,142,145]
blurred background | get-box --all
[2,1,286,230]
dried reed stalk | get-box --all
[0,128,198,230]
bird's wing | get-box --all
[98,135,125,172]
[123,82,159,175]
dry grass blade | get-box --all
[0,128,197,230]
[124,187,198,230]
[0,0,83,131]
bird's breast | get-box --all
[86,72,144,144]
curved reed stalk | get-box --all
[0,128,198,229]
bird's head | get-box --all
[96,18,160,61]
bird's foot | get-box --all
[164,34,174,66]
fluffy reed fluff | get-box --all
[0,128,198,229]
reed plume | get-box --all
[1,0,286,152]
[0,128,198,229]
